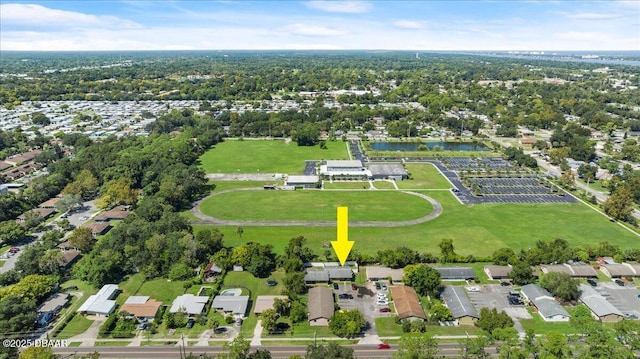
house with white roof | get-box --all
[77,284,119,317]
[520,284,570,322]
[169,294,209,316]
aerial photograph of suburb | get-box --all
[1,0,639,358]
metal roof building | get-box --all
[435,267,476,281]
[369,164,409,180]
[77,284,119,317]
[170,294,209,315]
[521,284,570,322]
[211,295,250,317]
[578,284,623,322]
[441,286,479,326]
[308,287,334,326]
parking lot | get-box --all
[303,160,318,175]
[332,281,393,336]
[596,282,640,317]
[466,284,532,320]
[441,157,515,172]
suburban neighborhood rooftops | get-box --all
[308,287,334,321]
[390,285,426,320]
[434,267,476,280]
[170,294,209,315]
[521,284,570,320]
[441,286,479,319]
[254,295,288,315]
[600,263,640,277]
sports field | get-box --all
[198,139,349,174]
[200,190,433,221]
[195,189,640,257]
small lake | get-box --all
[369,141,490,152]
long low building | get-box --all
[435,267,476,281]
[305,267,354,283]
[521,284,570,322]
[369,164,409,181]
[308,287,334,326]
[599,263,640,278]
[170,294,209,315]
[285,175,320,188]
[441,286,479,326]
[365,266,404,283]
[77,284,119,317]
[540,264,597,278]
[579,284,623,322]
[211,295,250,317]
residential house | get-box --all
[254,295,288,316]
[441,286,479,326]
[435,267,476,281]
[578,284,623,322]
[170,294,209,316]
[119,296,163,322]
[391,285,427,322]
[365,266,404,283]
[77,284,119,317]
[520,284,570,322]
[308,287,334,326]
[211,296,250,317]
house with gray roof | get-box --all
[308,287,334,326]
[441,286,479,326]
[435,267,476,281]
[365,266,404,283]
[304,267,353,284]
[579,284,623,322]
[170,294,209,315]
[540,264,597,278]
[211,295,250,317]
[520,284,570,322]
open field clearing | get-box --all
[194,189,640,257]
[199,190,433,221]
[198,140,349,174]
[397,163,453,189]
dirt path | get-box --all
[190,188,442,227]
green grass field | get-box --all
[136,278,187,304]
[323,181,371,190]
[200,190,433,222]
[397,164,452,189]
[55,315,94,339]
[198,140,349,174]
[194,189,640,257]
[373,181,397,190]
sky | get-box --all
[1,0,639,52]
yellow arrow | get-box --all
[331,206,354,266]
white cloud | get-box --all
[305,1,372,13]
[562,12,622,20]
[393,20,423,29]
[279,23,348,36]
[0,3,142,29]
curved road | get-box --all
[190,188,442,227]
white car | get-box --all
[377,300,389,306]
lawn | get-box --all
[117,273,146,305]
[94,340,131,346]
[373,181,397,190]
[136,278,188,304]
[200,190,433,222]
[198,140,349,174]
[397,163,453,189]
[519,308,578,335]
[194,189,640,258]
[375,317,404,337]
[55,315,94,339]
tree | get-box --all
[394,332,440,359]
[508,260,535,286]
[219,335,251,359]
[404,264,441,298]
[261,309,279,334]
[459,335,490,359]
[539,272,581,302]
[168,262,193,281]
[306,342,354,359]
[283,272,306,296]
[63,169,98,200]
[18,346,55,359]
[614,319,640,350]
[55,193,82,214]
[38,250,65,275]
[289,300,307,324]
[69,226,94,252]
[558,171,575,190]
[236,226,244,241]
[439,238,457,263]
[475,308,514,336]
[0,220,26,245]
[292,124,320,146]
[0,295,36,338]
[97,177,137,209]
[604,185,635,222]
[247,350,272,359]
[329,310,366,338]
[428,303,453,322]
[272,297,289,317]
[492,248,516,266]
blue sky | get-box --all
[1,0,638,51]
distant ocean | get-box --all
[442,51,640,66]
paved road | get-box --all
[53,343,498,358]
[191,188,442,227]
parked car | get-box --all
[376,300,389,306]
[586,279,597,287]
[333,283,339,290]
[624,313,638,319]
[600,291,611,297]
[351,284,358,290]
[375,282,381,290]
[381,284,388,291]
[235,317,243,326]
[377,343,390,349]
[500,281,511,287]
[379,307,391,313]
[615,279,625,287]
[186,319,195,329]
[64,285,79,291]
[137,323,148,330]
[338,293,353,299]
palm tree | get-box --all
[236,226,244,241]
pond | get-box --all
[369,141,490,152]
